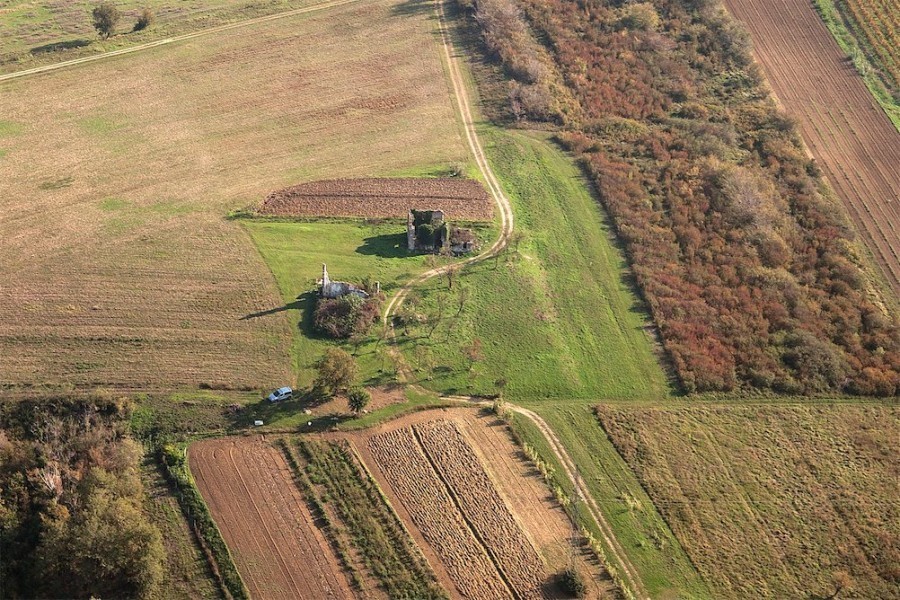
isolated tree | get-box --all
[133,8,155,32]
[314,348,358,396]
[347,387,371,414]
[456,283,470,316]
[92,2,121,39]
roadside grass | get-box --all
[812,0,900,130]
[509,402,712,600]
[397,127,669,400]
[0,0,466,390]
[141,457,223,600]
[0,0,323,74]
[596,402,900,599]
[285,438,446,599]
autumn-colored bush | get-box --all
[313,293,383,339]
[510,0,899,395]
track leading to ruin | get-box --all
[382,0,514,327]
[722,0,900,297]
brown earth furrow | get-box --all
[722,0,900,296]
[189,438,353,600]
[367,427,513,600]
[415,420,547,600]
[259,177,493,220]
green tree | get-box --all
[347,387,371,414]
[314,348,358,396]
[92,2,121,39]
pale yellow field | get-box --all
[0,0,466,390]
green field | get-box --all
[397,128,669,400]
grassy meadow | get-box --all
[0,0,466,391]
[597,402,900,599]
[396,128,669,400]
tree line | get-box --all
[462,0,898,395]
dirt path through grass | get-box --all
[381,0,514,329]
[0,0,363,83]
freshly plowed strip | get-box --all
[189,438,353,600]
[367,427,513,599]
[260,177,493,220]
[722,0,900,296]
[415,420,547,600]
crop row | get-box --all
[415,420,547,600]
[367,427,512,599]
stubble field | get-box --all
[0,0,466,390]
[596,403,899,599]
[722,0,900,297]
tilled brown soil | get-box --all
[189,437,353,600]
[722,0,900,297]
[259,178,494,221]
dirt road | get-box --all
[722,0,900,297]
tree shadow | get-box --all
[30,39,91,55]
[355,232,410,258]
[239,295,305,320]
[391,0,436,17]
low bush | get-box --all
[313,293,383,339]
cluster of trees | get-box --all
[458,0,576,121]
[489,0,899,395]
[92,3,154,39]
[0,396,165,598]
[313,348,371,413]
[313,291,383,339]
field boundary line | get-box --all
[498,402,648,600]
[0,0,364,83]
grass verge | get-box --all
[811,0,900,130]
[507,402,712,599]
[159,442,249,600]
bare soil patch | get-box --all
[260,178,493,221]
[189,436,353,600]
[723,0,900,296]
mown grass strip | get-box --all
[158,443,250,600]
[811,0,900,130]
[505,403,712,599]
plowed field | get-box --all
[722,0,900,296]
[189,437,353,599]
[259,178,493,221]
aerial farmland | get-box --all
[0,0,896,599]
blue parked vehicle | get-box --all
[267,387,293,402]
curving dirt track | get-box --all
[722,0,900,297]
[189,437,353,600]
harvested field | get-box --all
[596,403,900,599]
[259,178,493,220]
[189,437,353,600]
[836,0,900,91]
[355,408,602,599]
[0,0,466,389]
[722,0,900,296]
